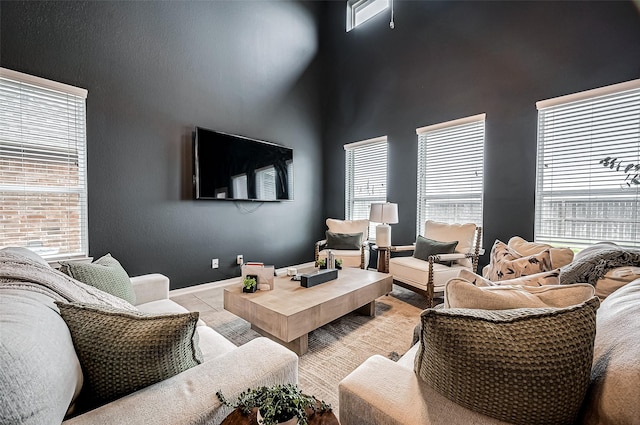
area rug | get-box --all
[172,284,428,410]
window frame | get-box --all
[0,67,89,261]
[535,79,640,249]
[344,135,388,241]
[416,113,486,237]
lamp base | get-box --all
[376,224,392,247]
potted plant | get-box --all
[242,275,257,293]
[315,258,327,269]
[335,258,343,270]
[216,384,331,425]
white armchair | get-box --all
[388,220,482,307]
[315,218,370,269]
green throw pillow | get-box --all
[55,302,203,408]
[414,297,600,425]
[413,236,458,264]
[60,253,136,304]
[325,231,363,250]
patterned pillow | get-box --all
[486,240,552,281]
[460,269,561,287]
[507,236,574,269]
[56,302,202,408]
[60,253,136,304]
[415,297,600,425]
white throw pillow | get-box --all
[326,218,369,242]
[424,220,477,267]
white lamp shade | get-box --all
[369,203,399,224]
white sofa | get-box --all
[0,250,298,425]
[338,278,640,425]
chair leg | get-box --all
[427,257,435,308]
[472,226,483,274]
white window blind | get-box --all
[0,68,88,260]
[255,166,276,201]
[231,174,248,199]
[345,136,388,240]
[416,114,485,237]
[535,79,640,249]
[346,0,389,32]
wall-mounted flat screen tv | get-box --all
[193,127,293,201]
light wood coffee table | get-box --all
[223,267,392,355]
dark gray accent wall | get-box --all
[320,1,640,266]
[1,1,324,289]
[2,1,639,287]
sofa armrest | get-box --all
[339,355,509,425]
[130,274,170,306]
[63,337,298,425]
[390,244,416,252]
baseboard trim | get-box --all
[168,261,316,296]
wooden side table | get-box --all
[373,245,391,273]
[221,405,339,425]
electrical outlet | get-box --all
[236,254,243,265]
[211,259,219,269]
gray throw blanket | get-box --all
[0,250,136,310]
[559,247,640,286]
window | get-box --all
[346,0,389,32]
[416,114,485,236]
[0,68,88,260]
[535,79,640,249]
[345,136,388,240]
[255,166,276,201]
[231,174,248,199]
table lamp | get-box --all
[369,202,398,247]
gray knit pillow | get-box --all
[60,253,136,304]
[56,302,202,407]
[415,297,599,425]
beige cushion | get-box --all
[196,326,237,361]
[389,256,465,291]
[581,278,640,425]
[486,240,552,281]
[444,278,595,309]
[318,248,368,269]
[594,266,640,299]
[326,218,369,241]
[508,236,574,269]
[415,297,600,425]
[424,220,477,268]
[460,269,561,288]
[56,302,202,408]
[339,353,512,425]
[136,299,207,327]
